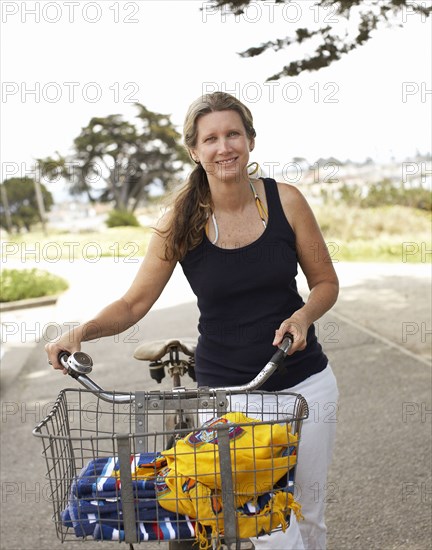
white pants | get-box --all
[226,365,339,550]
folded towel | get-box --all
[62,486,197,540]
[75,453,164,498]
[92,515,197,541]
[62,452,197,541]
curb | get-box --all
[0,295,59,312]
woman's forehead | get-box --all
[197,110,244,133]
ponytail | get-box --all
[161,164,212,262]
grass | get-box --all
[1,226,152,262]
[1,205,430,263]
[314,204,431,263]
[1,268,69,302]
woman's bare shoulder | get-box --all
[275,180,305,201]
[276,180,310,215]
[271,181,320,236]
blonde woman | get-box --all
[46,92,339,549]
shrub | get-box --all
[337,179,431,211]
[106,210,140,228]
[0,269,69,302]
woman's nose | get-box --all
[218,138,232,154]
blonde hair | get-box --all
[162,92,256,261]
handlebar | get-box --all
[59,351,134,404]
[58,334,294,404]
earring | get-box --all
[247,162,260,175]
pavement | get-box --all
[0,259,431,549]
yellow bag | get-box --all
[162,412,298,499]
[156,412,302,548]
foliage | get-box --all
[0,177,53,232]
[0,269,69,302]
[106,209,140,228]
[206,0,431,79]
[337,179,431,210]
[3,204,429,263]
[314,204,430,262]
[38,104,191,212]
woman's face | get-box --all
[191,110,254,183]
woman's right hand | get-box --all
[45,333,81,375]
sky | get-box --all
[1,0,431,191]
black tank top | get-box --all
[180,177,328,391]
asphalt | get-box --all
[0,260,431,550]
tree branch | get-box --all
[206,0,431,79]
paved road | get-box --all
[1,261,430,549]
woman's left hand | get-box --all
[273,312,309,355]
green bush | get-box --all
[106,210,140,228]
[338,179,431,211]
[0,269,69,302]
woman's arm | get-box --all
[273,183,339,354]
[45,221,176,372]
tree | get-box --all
[0,177,53,232]
[206,0,431,79]
[39,104,191,212]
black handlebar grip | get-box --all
[270,348,286,368]
[271,333,294,371]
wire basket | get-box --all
[33,387,308,548]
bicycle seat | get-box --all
[134,338,196,361]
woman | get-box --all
[46,92,339,549]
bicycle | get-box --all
[33,335,309,550]
[133,338,197,452]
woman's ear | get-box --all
[189,149,199,164]
[249,138,255,152]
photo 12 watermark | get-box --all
[1,481,52,504]
[1,321,141,345]
[201,81,340,104]
[401,482,431,504]
[1,158,148,189]
[1,240,140,263]
[401,243,431,263]
[1,2,141,24]
[401,82,432,103]
[401,402,431,423]
[201,1,341,25]
[255,160,341,185]
[294,481,339,503]
[401,321,431,343]
[307,401,339,424]
[201,1,430,28]
[2,398,135,425]
[401,161,432,183]
[1,81,140,104]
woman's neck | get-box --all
[207,174,252,213]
